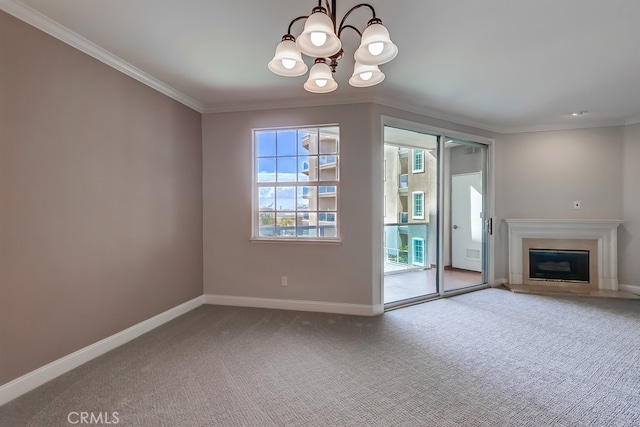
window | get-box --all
[412,191,424,219]
[254,125,339,240]
[412,149,424,173]
[412,237,425,266]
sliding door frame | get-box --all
[381,115,496,308]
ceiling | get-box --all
[4,0,640,133]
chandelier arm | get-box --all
[337,24,362,39]
[337,3,376,35]
[286,15,309,35]
[325,0,337,32]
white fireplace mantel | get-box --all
[505,219,624,290]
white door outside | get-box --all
[451,172,483,272]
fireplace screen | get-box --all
[529,249,590,283]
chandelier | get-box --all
[268,0,398,93]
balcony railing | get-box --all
[319,185,336,196]
[318,212,336,222]
[299,212,336,222]
[319,155,337,167]
[383,223,428,273]
[302,186,336,197]
[259,225,336,238]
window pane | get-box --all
[297,219,317,237]
[319,155,337,166]
[319,224,337,238]
[298,156,314,181]
[319,127,339,154]
[297,186,311,211]
[276,186,296,211]
[277,130,297,156]
[257,158,276,183]
[258,212,276,237]
[276,213,296,236]
[298,129,318,155]
[258,186,275,210]
[258,224,275,237]
[319,156,338,181]
[298,225,318,237]
[256,131,276,157]
[318,212,337,222]
[319,189,337,211]
[277,157,297,182]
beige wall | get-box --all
[203,104,378,305]
[493,126,625,281]
[0,12,203,385]
[620,123,640,286]
[202,103,501,308]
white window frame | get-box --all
[412,149,424,173]
[412,191,424,219]
[412,237,425,266]
[252,125,340,243]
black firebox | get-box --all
[529,249,590,283]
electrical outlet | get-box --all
[281,276,288,286]
[573,200,581,210]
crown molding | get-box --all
[370,92,504,134]
[498,119,630,134]
[370,92,638,134]
[624,116,640,126]
[0,0,204,113]
[201,91,377,114]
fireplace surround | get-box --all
[505,219,623,291]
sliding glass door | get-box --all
[443,138,488,293]
[383,122,491,308]
[383,128,439,304]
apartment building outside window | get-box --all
[254,125,339,241]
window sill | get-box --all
[250,238,341,245]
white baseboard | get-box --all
[0,296,204,407]
[204,294,384,316]
[619,284,640,295]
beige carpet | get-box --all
[1,288,639,426]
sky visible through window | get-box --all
[256,129,312,211]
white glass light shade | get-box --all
[354,22,398,65]
[296,10,342,58]
[268,38,308,77]
[303,61,338,93]
[348,62,385,87]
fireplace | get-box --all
[505,219,623,291]
[528,249,590,283]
